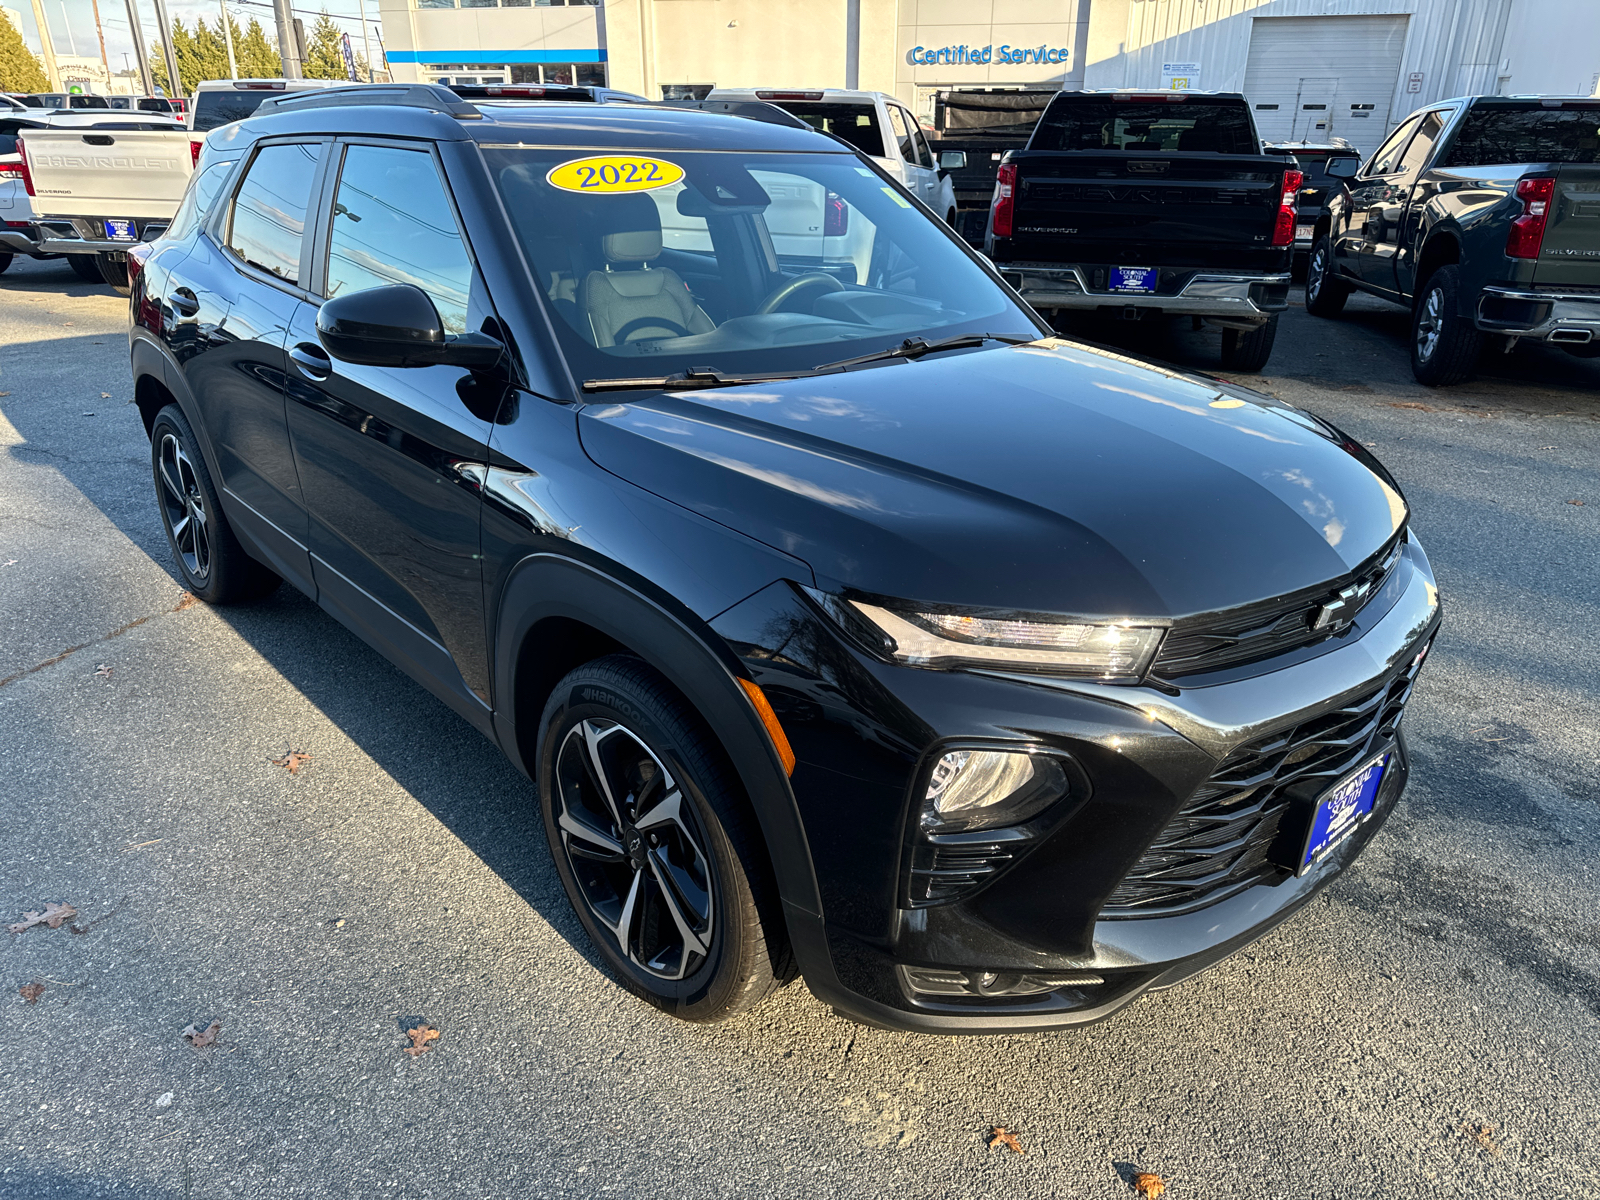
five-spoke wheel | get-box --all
[157,432,212,582]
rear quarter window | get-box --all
[192,90,275,132]
[1032,99,1259,154]
[1442,105,1600,167]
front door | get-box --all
[1333,113,1419,291]
[283,139,497,726]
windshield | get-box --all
[1032,99,1258,154]
[1441,104,1600,167]
[486,147,1035,383]
[192,89,276,132]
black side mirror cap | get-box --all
[1324,156,1361,180]
[316,283,503,370]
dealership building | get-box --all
[376,0,1600,154]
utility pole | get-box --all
[219,0,237,79]
[273,0,301,78]
[90,0,112,87]
[355,0,373,82]
[149,0,181,97]
[26,0,63,90]
[122,0,153,96]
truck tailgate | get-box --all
[1536,164,1600,288]
[1006,152,1289,269]
[19,129,193,221]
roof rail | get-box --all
[652,98,811,129]
[254,83,480,121]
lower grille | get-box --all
[1101,638,1431,919]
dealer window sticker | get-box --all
[546,155,686,194]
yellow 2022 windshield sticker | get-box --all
[546,155,685,194]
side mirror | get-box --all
[938,150,967,170]
[1324,156,1360,180]
[316,284,503,370]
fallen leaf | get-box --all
[19,982,44,1005]
[986,1125,1024,1154]
[182,1020,221,1048]
[0,391,10,397]
[1133,1173,1166,1199]
[270,751,312,775]
[174,592,198,611]
[93,663,113,680]
[1389,401,1439,412]
[100,392,111,399]
[1463,1122,1502,1158]
[1569,500,1586,506]
[403,1024,440,1057]
[7,903,78,934]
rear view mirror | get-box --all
[317,284,503,370]
[1324,156,1360,179]
[938,150,967,170]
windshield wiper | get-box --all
[809,332,1037,373]
[581,366,828,393]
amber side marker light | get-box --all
[737,678,796,776]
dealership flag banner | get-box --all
[342,33,360,82]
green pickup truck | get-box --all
[1305,95,1600,385]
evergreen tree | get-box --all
[0,13,51,92]
[233,16,281,78]
[301,11,359,81]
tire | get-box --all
[149,405,280,603]
[0,251,11,275]
[945,208,957,228]
[1220,312,1279,373]
[1303,236,1350,317]
[97,252,130,295]
[1410,265,1480,386]
[537,654,789,1022]
[69,253,103,282]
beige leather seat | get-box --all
[581,195,715,347]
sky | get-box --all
[7,0,384,76]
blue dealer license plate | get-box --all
[104,219,136,241]
[1300,754,1387,872]
[1111,266,1157,293]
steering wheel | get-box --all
[756,271,846,315]
[612,316,692,344]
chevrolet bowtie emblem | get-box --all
[1310,580,1372,633]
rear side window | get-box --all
[1441,104,1600,167]
[1032,99,1259,154]
[778,102,885,157]
[324,143,473,334]
[227,142,322,284]
[166,159,237,242]
[192,89,276,132]
[886,103,915,161]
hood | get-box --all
[577,339,1408,619]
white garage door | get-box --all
[1243,15,1409,157]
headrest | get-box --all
[597,191,663,262]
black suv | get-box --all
[127,85,1440,1034]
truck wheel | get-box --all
[1411,266,1480,386]
[0,252,11,275]
[97,253,131,296]
[69,254,103,283]
[1303,237,1350,317]
[1220,313,1279,373]
[536,654,790,1022]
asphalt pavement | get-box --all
[2,254,1597,1200]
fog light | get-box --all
[921,748,1067,832]
[901,965,1105,999]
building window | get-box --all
[661,84,713,100]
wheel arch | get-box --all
[1412,229,1463,306]
[491,553,824,921]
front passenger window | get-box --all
[324,143,473,335]
[227,142,322,284]
[1365,117,1421,176]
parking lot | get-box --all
[2,252,1598,1199]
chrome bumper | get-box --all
[1475,286,1600,344]
[1000,265,1291,321]
[0,228,40,253]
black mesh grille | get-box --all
[1152,534,1405,680]
[1101,640,1431,918]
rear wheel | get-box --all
[1220,313,1279,373]
[97,252,130,295]
[1303,236,1350,317]
[69,253,103,282]
[149,405,280,603]
[1410,265,1480,386]
[537,655,788,1022]
[0,251,11,275]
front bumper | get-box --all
[1475,286,1600,345]
[998,263,1291,323]
[715,540,1441,1034]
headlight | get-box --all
[846,600,1164,681]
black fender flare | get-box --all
[490,553,824,921]
[130,331,228,488]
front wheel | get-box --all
[537,655,788,1022]
[1220,313,1279,373]
[1410,265,1480,386]
[97,252,130,295]
[69,253,104,283]
[1303,236,1350,317]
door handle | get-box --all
[289,342,332,380]
[168,291,199,317]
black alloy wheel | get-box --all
[1410,265,1480,386]
[537,655,788,1021]
[69,253,103,283]
[1303,236,1349,317]
[148,405,280,603]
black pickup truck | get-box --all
[1305,96,1600,385]
[985,91,1300,371]
[929,89,1056,240]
